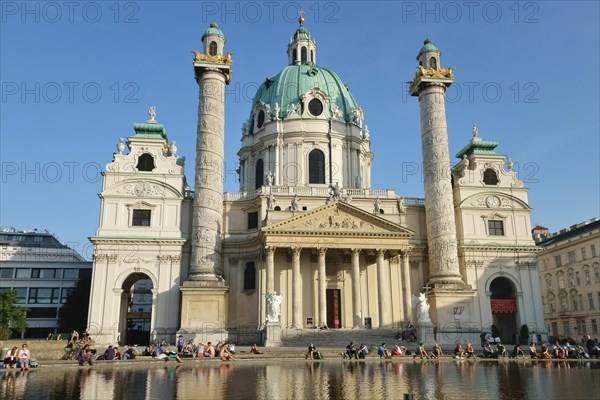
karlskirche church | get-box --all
[87,17,546,346]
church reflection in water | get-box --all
[1,361,599,399]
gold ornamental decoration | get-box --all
[415,65,454,79]
[191,50,233,64]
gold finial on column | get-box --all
[298,8,305,25]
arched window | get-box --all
[308,149,325,184]
[301,47,307,64]
[429,57,437,69]
[293,48,297,63]
[255,159,264,189]
[311,50,314,63]
[136,153,155,172]
[209,41,217,56]
[243,262,256,291]
[483,168,499,185]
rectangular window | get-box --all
[573,298,578,311]
[592,320,598,334]
[582,247,587,260]
[132,209,151,226]
[31,268,57,279]
[61,288,73,304]
[595,267,600,282]
[0,268,14,279]
[63,269,79,279]
[488,220,504,236]
[27,307,58,319]
[28,288,60,304]
[588,293,594,309]
[14,288,27,304]
[568,251,576,263]
[577,320,586,334]
[555,255,562,267]
[592,245,597,257]
[576,271,581,285]
[563,321,570,336]
[558,276,565,289]
[247,212,258,229]
[243,262,256,291]
[560,297,568,312]
[15,269,30,278]
[549,302,555,312]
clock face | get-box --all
[486,196,500,208]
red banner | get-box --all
[491,299,517,314]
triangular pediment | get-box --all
[261,201,414,237]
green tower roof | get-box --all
[249,64,359,123]
[132,123,168,141]
[455,139,502,159]
[202,22,225,43]
[294,25,310,40]
[417,39,440,59]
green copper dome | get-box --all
[202,22,225,43]
[250,64,359,123]
[294,25,310,40]
[417,39,440,59]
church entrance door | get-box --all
[490,277,518,344]
[326,289,342,329]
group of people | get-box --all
[343,342,371,359]
[2,344,31,371]
[529,335,600,360]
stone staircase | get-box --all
[278,328,409,350]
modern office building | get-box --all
[0,228,92,338]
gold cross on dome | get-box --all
[298,8,305,25]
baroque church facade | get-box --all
[87,18,546,345]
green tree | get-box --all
[58,272,92,333]
[0,290,29,339]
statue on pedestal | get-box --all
[412,292,431,323]
[265,292,282,323]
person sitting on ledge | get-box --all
[306,343,317,359]
[431,343,443,359]
[529,342,539,359]
[378,342,392,359]
[483,342,497,359]
[250,343,263,354]
[510,343,524,359]
[220,343,236,361]
[540,343,551,359]
[454,343,465,359]
[392,344,405,357]
[345,342,357,359]
[413,343,429,359]
[496,342,506,358]
[465,342,476,359]
[357,343,368,359]
[77,344,94,366]
[204,342,216,358]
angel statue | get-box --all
[411,292,431,323]
[265,292,283,323]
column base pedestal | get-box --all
[179,285,229,344]
[264,322,283,347]
[417,321,436,347]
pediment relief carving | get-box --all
[107,180,182,199]
[263,202,413,236]
[465,193,529,210]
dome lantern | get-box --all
[287,9,317,66]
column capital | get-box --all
[376,248,386,257]
[265,246,276,255]
[289,247,302,261]
[316,247,327,256]
[350,248,361,255]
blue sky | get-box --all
[1,1,598,259]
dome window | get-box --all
[308,98,323,116]
[257,110,265,128]
[293,48,297,63]
[308,149,325,184]
[209,41,217,56]
[255,159,264,189]
[136,153,155,172]
[301,46,307,64]
[483,168,499,185]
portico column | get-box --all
[317,248,327,328]
[291,247,302,328]
[401,250,413,324]
[265,246,275,294]
[376,249,391,327]
[351,248,362,328]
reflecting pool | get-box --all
[1,360,599,399]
